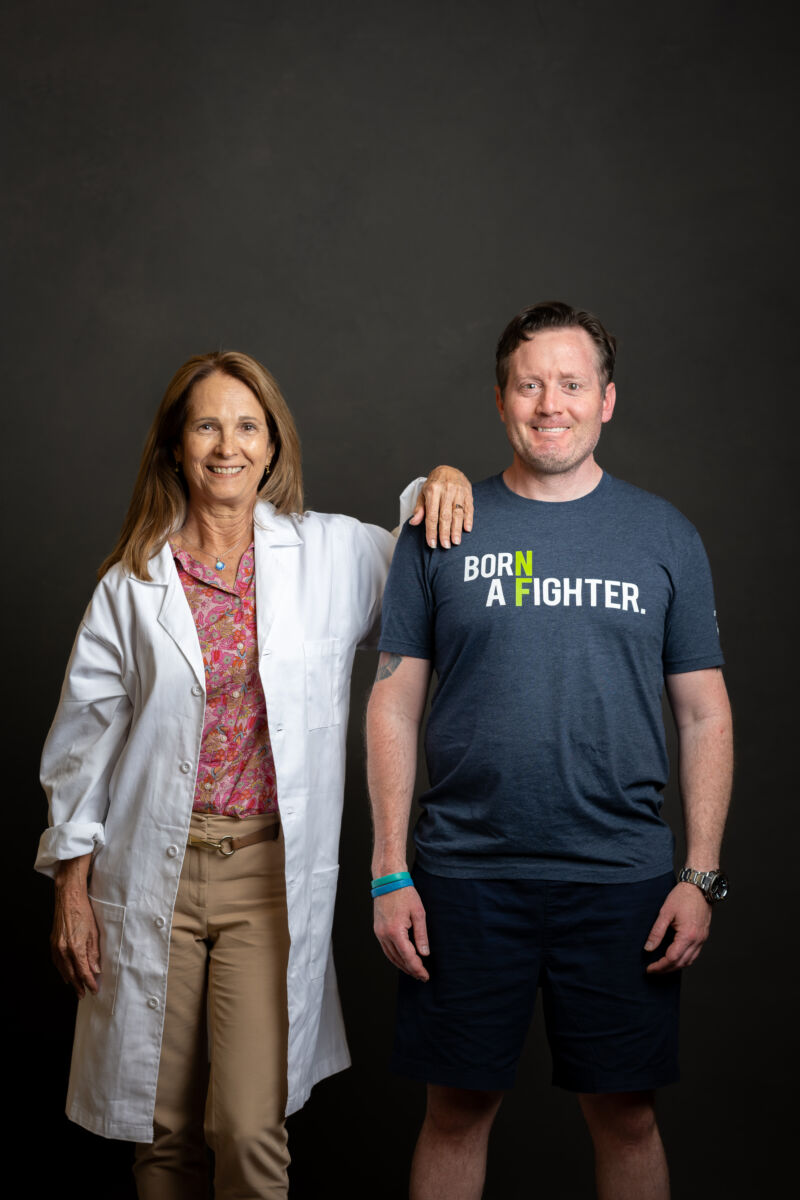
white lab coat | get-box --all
[36,492,417,1141]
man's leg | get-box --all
[578,1090,669,1200]
[543,875,680,1198]
[390,871,544,1198]
[410,1085,504,1200]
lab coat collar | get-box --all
[253,502,302,654]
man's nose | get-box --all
[537,384,562,412]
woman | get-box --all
[36,350,471,1199]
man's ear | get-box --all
[601,381,616,424]
[495,385,506,422]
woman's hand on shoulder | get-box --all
[410,466,473,549]
[51,855,101,998]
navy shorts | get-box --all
[391,867,680,1094]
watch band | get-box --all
[678,866,728,903]
[679,867,717,888]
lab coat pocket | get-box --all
[304,638,341,730]
[309,866,339,979]
[88,896,126,1016]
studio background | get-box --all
[5,1,796,1195]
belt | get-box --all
[187,820,280,856]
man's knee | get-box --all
[424,1085,504,1140]
[578,1090,658,1148]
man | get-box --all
[366,301,732,1200]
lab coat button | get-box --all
[147,997,159,1010]
[166,844,179,858]
[180,761,191,774]
[191,684,202,697]
[154,916,166,929]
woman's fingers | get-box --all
[51,889,102,997]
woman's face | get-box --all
[176,372,273,513]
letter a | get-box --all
[486,579,506,606]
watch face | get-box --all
[709,873,728,901]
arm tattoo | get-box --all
[376,653,404,681]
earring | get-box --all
[264,459,272,477]
[173,461,181,474]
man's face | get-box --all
[495,327,616,478]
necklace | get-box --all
[177,531,252,572]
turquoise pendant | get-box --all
[214,559,225,571]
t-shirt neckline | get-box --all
[492,469,611,510]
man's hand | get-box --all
[409,466,473,549]
[644,882,712,973]
[373,884,430,981]
[51,856,101,998]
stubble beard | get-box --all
[513,427,601,477]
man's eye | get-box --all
[564,382,580,391]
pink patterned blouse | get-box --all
[171,541,278,818]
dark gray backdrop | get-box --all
[5,1,797,1195]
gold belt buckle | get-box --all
[188,834,236,855]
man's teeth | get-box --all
[208,466,244,474]
[535,426,569,432]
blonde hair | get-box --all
[99,351,304,580]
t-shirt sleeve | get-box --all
[663,526,725,674]
[377,520,434,659]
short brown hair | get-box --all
[99,351,304,580]
[495,301,617,391]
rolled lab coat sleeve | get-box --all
[398,476,426,528]
[355,478,427,649]
[354,524,394,649]
[36,620,133,877]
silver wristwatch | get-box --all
[678,867,728,904]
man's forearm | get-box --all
[667,669,734,870]
[366,653,431,878]
[367,708,418,877]
[366,653,433,980]
[678,713,733,868]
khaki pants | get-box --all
[134,812,291,1200]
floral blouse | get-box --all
[171,541,278,818]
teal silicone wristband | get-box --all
[371,879,413,898]
[371,871,412,888]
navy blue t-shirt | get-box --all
[378,473,724,882]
